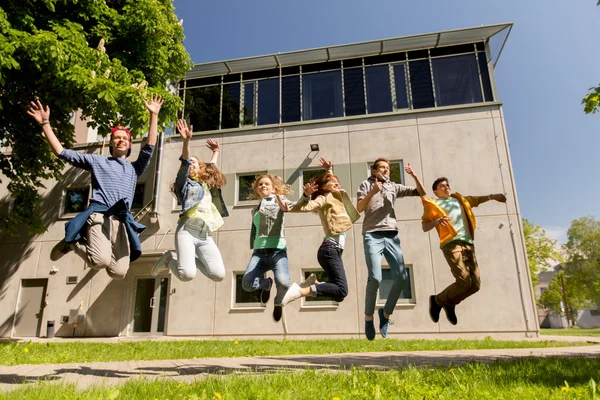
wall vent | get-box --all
[66,276,78,284]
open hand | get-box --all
[27,99,50,125]
[144,94,164,115]
[319,157,333,171]
[206,138,220,153]
[303,182,317,197]
[176,119,193,141]
[275,194,289,212]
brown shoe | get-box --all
[50,239,72,261]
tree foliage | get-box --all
[0,0,192,235]
[522,218,563,288]
[582,1,600,113]
[564,216,600,308]
[539,270,591,327]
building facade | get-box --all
[0,23,540,339]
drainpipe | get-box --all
[150,129,165,225]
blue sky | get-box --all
[173,0,599,244]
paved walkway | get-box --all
[1,344,599,391]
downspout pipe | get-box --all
[151,129,165,222]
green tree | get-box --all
[539,270,591,327]
[522,218,563,288]
[564,216,600,308]
[582,1,600,113]
[0,0,192,235]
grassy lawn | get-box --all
[541,328,600,337]
[0,338,590,366]
[2,357,599,399]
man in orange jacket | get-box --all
[422,177,506,325]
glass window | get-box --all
[368,161,404,184]
[303,270,337,304]
[237,172,264,203]
[365,65,392,114]
[64,187,90,214]
[302,71,343,121]
[409,60,435,109]
[343,67,365,116]
[377,265,414,304]
[222,83,241,129]
[393,64,409,109]
[432,54,483,107]
[258,78,280,126]
[234,273,263,306]
[132,183,145,210]
[184,86,220,132]
[302,168,326,186]
[478,52,494,102]
[243,82,255,126]
[282,75,300,123]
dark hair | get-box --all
[432,177,449,192]
[371,157,391,172]
[309,172,339,200]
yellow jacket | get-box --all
[421,193,484,246]
[291,190,360,236]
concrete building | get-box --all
[0,23,540,339]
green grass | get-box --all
[2,357,599,399]
[542,328,600,337]
[0,338,589,366]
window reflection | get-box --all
[343,67,365,116]
[302,71,343,121]
[365,65,392,114]
[432,54,482,106]
[222,83,241,129]
[258,78,280,125]
[282,75,300,123]
[184,86,220,132]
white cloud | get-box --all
[542,226,568,245]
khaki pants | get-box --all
[73,212,130,279]
[436,242,480,306]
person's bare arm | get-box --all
[422,216,450,232]
[143,94,164,146]
[206,138,220,164]
[356,180,381,213]
[176,119,192,160]
[27,100,63,156]
[405,162,426,196]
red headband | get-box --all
[111,126,132,139]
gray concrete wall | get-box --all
[0,103,540,339]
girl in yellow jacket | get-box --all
[277,161,360,306]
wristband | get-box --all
[40,120,50,126]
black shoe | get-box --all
[50,239,72,262]
[273,305,283,322]
[429,295,442,323]
[443,304,458,325]
[260,278,273,305]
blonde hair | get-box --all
[251,174,293,198]
[170,156,227,197]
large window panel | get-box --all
[302,71,343,121]
[222,83,241,129]
[478,52,494,102]
[343,67,365,116]
[409,60,435,109]
[243,82,255,126]
[365,65,392,114]
[432,54,483,106]
[184,86,220,132]
[282,75,300,123]
[257,78,280,125]
[393,64,409,109]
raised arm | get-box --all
[404,162,426,196]
[206,138,220,164]
[143,94,164,146]
[319,157,333,173]
[176,119,192,160]
[27,100,63,156]
[468,193,507,206]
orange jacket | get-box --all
[421,193,484,246]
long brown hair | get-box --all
[251,174,293,199]
[170,156,227,196]
[308,172,339,200]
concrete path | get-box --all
[1,345,599,391]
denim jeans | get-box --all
[169,219,226,282]
[315,241,348,302]
[363,231,407,316]
[242,249,290,305]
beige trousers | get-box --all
[436,241,481,306]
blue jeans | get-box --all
[242,249,290,305]
[364,231,407,316]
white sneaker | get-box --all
[281,282,302,306]
[152,251,172,276]
[300,273,317,288]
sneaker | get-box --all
[260,278,273,305]
[365,319,376,341]
[300,273,317,288]
[443,304,458,325]
[429,295,442,323]
[50,239,72,261]
[273,305,283,322]
[378,308,391,338]
[152,251,172,276]
[281,282,302,306]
